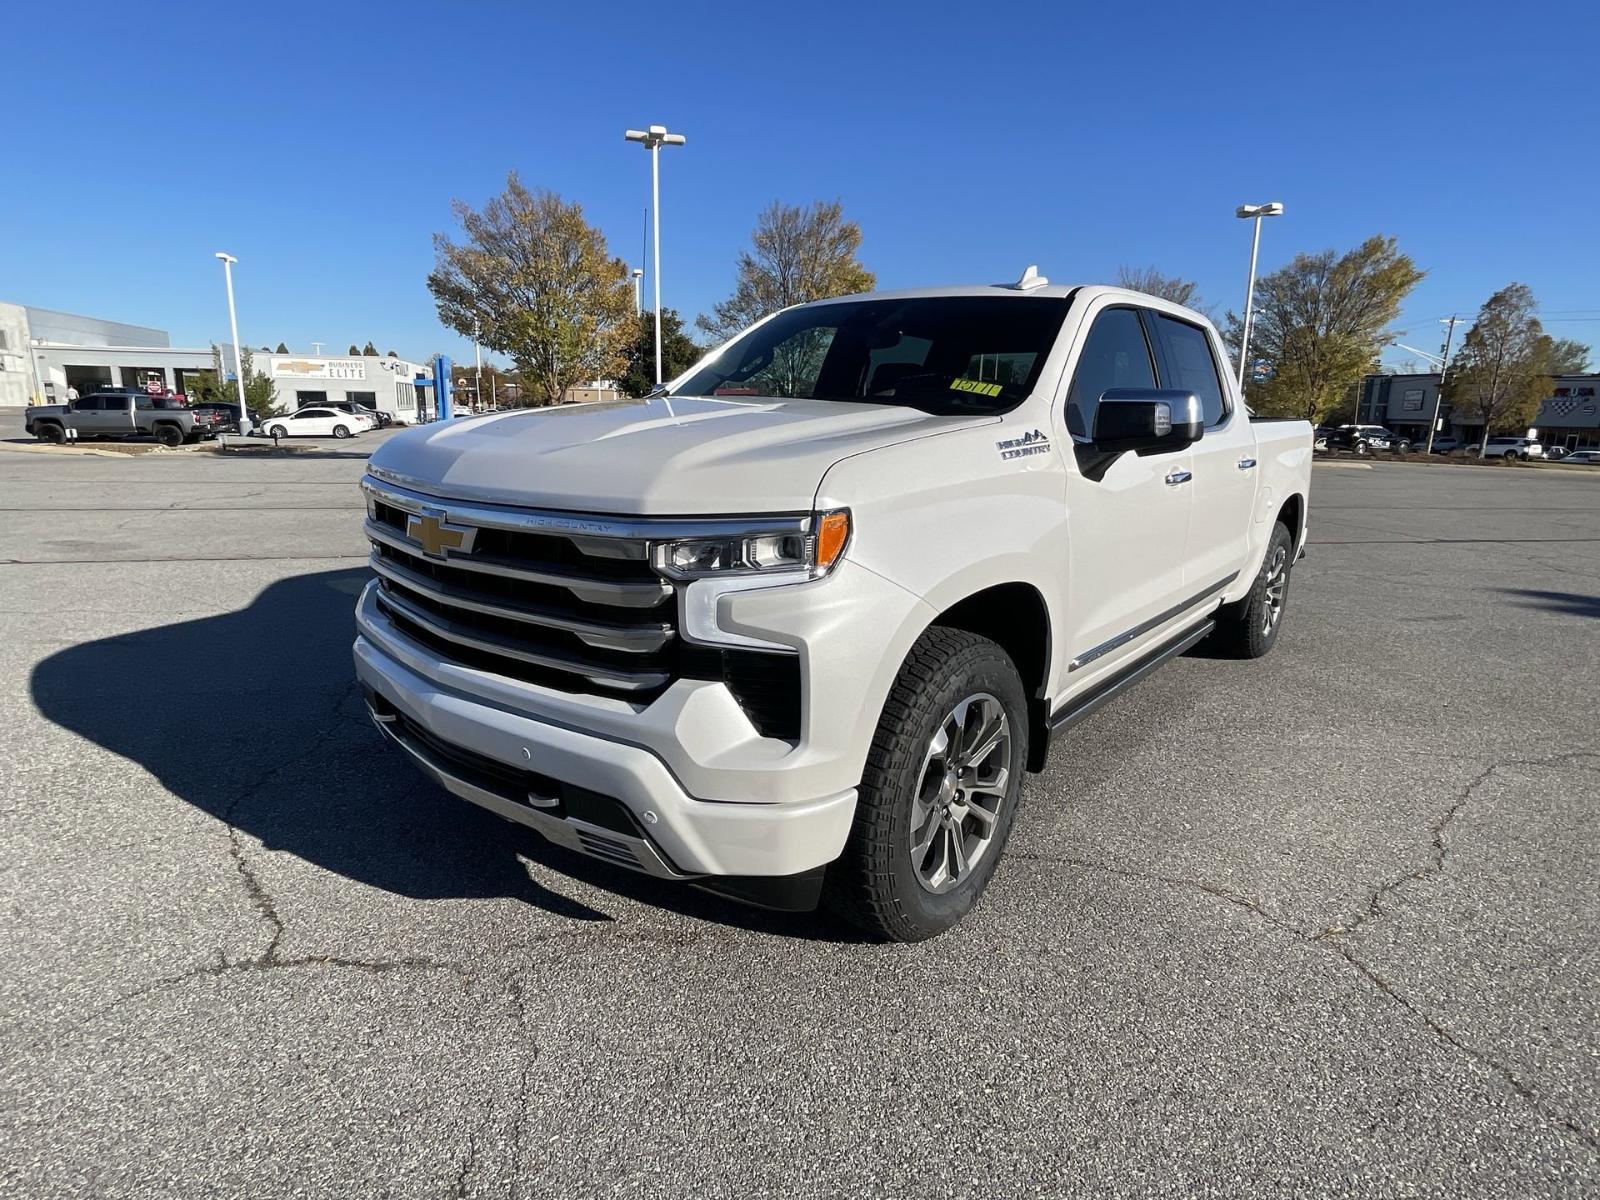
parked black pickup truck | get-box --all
[25,394,220,446]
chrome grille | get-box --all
[362,478,680,700]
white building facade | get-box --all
[258,353,428,423]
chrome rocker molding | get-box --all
[1067,572,1238,672]
[1051,618,1217,733]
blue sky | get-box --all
[7,1,1597,371]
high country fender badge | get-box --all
[996,429,1051,461]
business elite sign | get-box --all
[270,357,368,381]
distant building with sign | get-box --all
[0,298,429,423]
[1355,372,1444,440]
[1532,375,1600,450]
[262,352,427,422]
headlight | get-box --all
[651,510,850,580]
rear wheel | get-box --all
[154,423,183,447]
[333,424,351,439]
[37,423,65,444]
[823,627,1027,942]
[1208,521,1295,659]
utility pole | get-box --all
[1424,315,1459,455]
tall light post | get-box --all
[624,124,686,386]
[631,268,644,314]
[214,252,251,436]
[1234,202,1284,390]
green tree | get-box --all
[620,308,702,396]
[1115,265,1205,310]
[347,344,360,356]
[1446,284,1557,453]
[428,172,634,405]
[1548,337,1591,375]
[697,199,875,342]
[1225,235,1423,422]
[206,345,282,417]
[274,342,289,354]
[362,341,378,357]
[386,349,398,358]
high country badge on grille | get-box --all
[405,510,476,559]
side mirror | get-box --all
[1093,389,1204,454]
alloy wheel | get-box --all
[1262,544,1289,636]
[909,693,1012,894]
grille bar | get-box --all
[375,588,671,693]
[369,551,673,653]
[365,519,672,609]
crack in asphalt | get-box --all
[1023,748,1600,1155]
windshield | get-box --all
[674,295,1071,415]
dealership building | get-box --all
[1,300,429,422]
[255,353,428,421]
[1532,375,1600,451]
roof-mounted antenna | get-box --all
[1010,264,1048,291]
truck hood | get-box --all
[366,396,989,514]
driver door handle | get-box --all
[1238,457,1257,470]
[1164,469,1192,486]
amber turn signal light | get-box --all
[814,510,851,571]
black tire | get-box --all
[154,423,183,448]
[268,424,289,440]
[823,627,1028,942]
[36,423,66,444]
[333,424,351,439]
[1209,521,1295,659]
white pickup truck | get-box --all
[354,277,1313,940]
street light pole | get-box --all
[624,125,686,386]
[1424,316,1459,455]
[474,338,482,413]
[1234,202,1284,390]
[214,252,251,436]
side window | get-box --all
[135,395,155,410]
[1065,308,1157,438]
[1153,315,1227,426]
[74,397,101,411]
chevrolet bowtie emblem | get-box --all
[405,511,475,559]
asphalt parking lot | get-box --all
[2,421,1596,1198]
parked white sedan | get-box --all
[262,407,372,439]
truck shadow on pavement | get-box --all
[1497,588,1600,620]
[29,567,837,940]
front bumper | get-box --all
[354,632,857,879]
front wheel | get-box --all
[268,424,289,439]
[823,627,1028,942]
[1208,521,1295,659]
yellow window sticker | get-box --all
[949,378,1003,398]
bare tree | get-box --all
[1446,283,1556,453]
[428,173,634,405]
[1115,266,1204,309]
[697,200,874,342]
